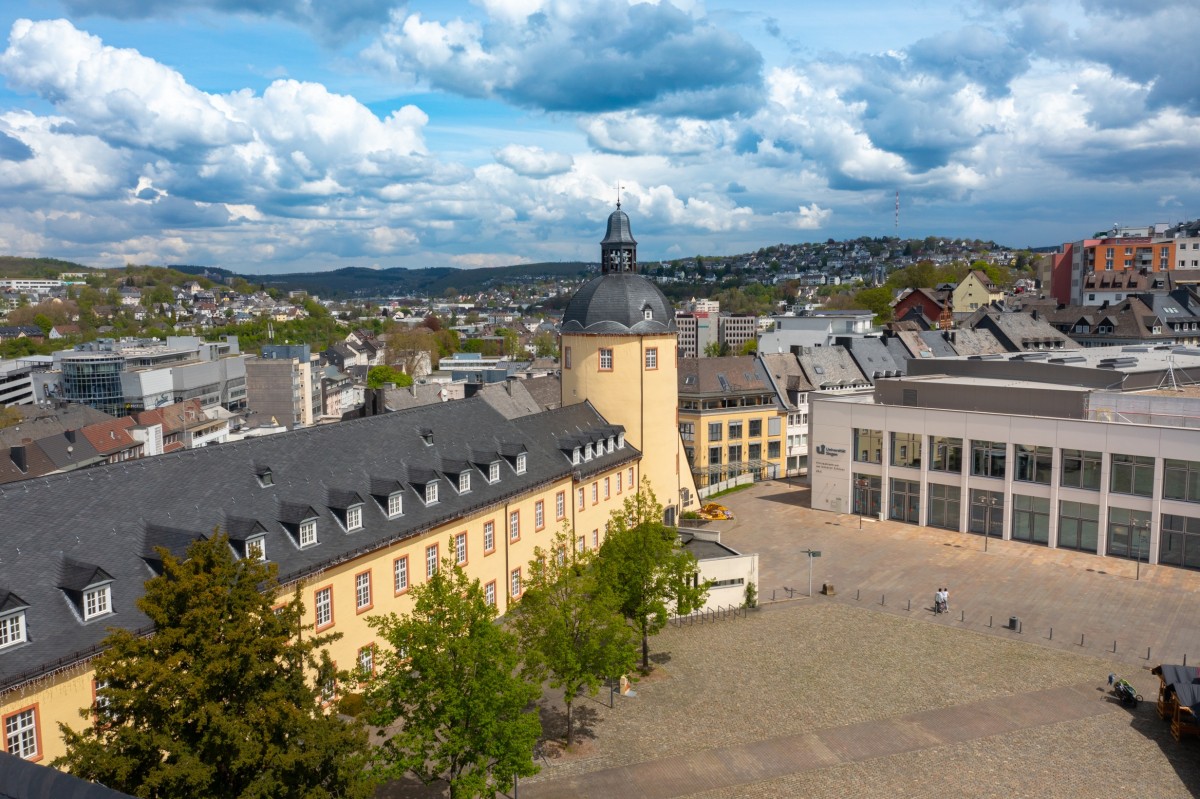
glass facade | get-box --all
[852,473,882,517]
[853,429,882,464]
[1057,501,1099,553]
[971,441,1007,479]
[1163,459,1200,503]
[889,478,920,523]
[1160,514,1200,570]
[1061,449,1102,490]
[1110,454,1154,497]
[927,483,960,530]
[1011,495,1050,544]
[929,436,963,473]
[61,354,126,416]
[890,432,921,468]
[1107,506,1151,560]
[968,489,1004,537]
[1014,445,1052,484]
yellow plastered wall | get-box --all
[1,465,637,765]
[561,332,698,517]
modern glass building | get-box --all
[60,353,126,416]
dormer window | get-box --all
[255,465,274,487]
[459,472,471,493]
[246,534,267,562]
[425,482,439,505]
[346,505,363,532]
[299,519,318,547]
[516,453,527,474]
[420,428,434,446]
[585,443,594,460]
[644,308,653,320]
[489,462,500,483]
[0,607,27,650]
[572,447,581,465]
[84,584,112,620]
[387,492,403,517]
[607,436,615,452]
[618,432,625,448]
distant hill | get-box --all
[170,262,594,297]
[0,256,97,278]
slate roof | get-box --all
[973,310,1082,351]
[561,273,677,334]
[476,380,544,419]
[678,356,771,395]
[797,347,870,390]
[0,405,115,448]
[840,337,904,380]
[944,327,1007,356]
[0,398,637,691]
[0,750,136,799]
[913,330,960,358]
[758,352,813,410]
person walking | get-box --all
[943,587,950,613]
[934,587,945,614]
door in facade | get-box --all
[968,490,1004,537]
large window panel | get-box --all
[1011,494,1050,545]
[1110,453,1154,497]
[853,429,882,464]
[1106,506,1151,560]
[890,432,922,469]
[928,436,963,473]
[1014,445,1052,485]
[889,478,920,523]
[1061,449,1102,490]
[927,483,961,531]
[970,440,1006,479]
[1160,514,1200,571]
[1058,501,1099,553]
[1163,459,1200,503]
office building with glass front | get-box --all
[809,348,1200,572]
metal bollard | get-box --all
[989,615,993,628]
[856,589,860,601]
[1080,633,1085,647]
[1049,627,1053,640]
[1113,640,1117,653]
[881,593,885,606]
[1147,646,1151,661]
[907,599,911,611]
[961,610,965,622]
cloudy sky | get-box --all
[0,0,1197,274]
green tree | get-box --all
[738,339,758,356]
[533,331,558,358]
[597,484,709,671]
[367,364,413,389]
[511,530,637,747]
[365,551,541,799]
[703,341,731,357]
[853,286,895,323]
[32,313,53,334]
[54,533,373,799]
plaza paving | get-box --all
[516,480,1200,799]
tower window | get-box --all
[564,347,572,369]
[645,348,658,370]
[599,349,613,371]
[644,308,653,320]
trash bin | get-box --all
[1009,616,1019,630]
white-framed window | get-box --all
[516,453,527,474]
[509,510,520,541]
[510,568,521,598]
[246,534,267,562]
[315,587,332,629]
[83,585,111,621]
[628,467,634,487]
[604,477,610,499]
[358,645,374,676]
[0,610,26,649]
[599,348,613,370]
[299,519,318,547]
[393,556,408,593]
[556,491,565,519]
[484,521,495,552]
[387,492,403,517]
[94,679,110,717]
[585,443,594,460]
[645,348,658,369]
[577,535,585,553]
[592,529,599,548]
[346,506,362,531]
[485,581,496,607]
[455,532,467,564]
[355,572,371,611]
[4,707,38,759]
[535,500,544,529]
[426,544,438,578]
[616,471,623,493]
[577,487,585,510]
[572,447,581,465]
[489,462,500,483]
[459,472,471,493]
[425,482,438,505]
[591,483,598,504]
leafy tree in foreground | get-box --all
[55,533,373,799]
[597,484,709,671]
[366,363,413,389]
[511,530,637,747]
[365,551,541,799]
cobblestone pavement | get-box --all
[516,481,1200,798]
[521,603,1199,799]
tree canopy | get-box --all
[365,550,541,799]
[366,364,413,389]
[596,484,709,670]
[510,529,637,746]
[54,533,373,799]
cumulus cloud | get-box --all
[366,0,763,116]
[56,0,394,44]
[493,144,573,177]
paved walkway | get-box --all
[523,683,1111,799]
[510,481,1200,799]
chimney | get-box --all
[11,445,27,472]
[65,428,76,443]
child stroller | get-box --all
[1109,674,1142,708]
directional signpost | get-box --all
[802,549,822,597]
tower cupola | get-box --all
[600,203,637,274]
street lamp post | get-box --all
[855,478,869,529]
[1136,528,1149,581]
[801,549,822,597]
